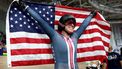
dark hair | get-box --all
[58,14,76,31]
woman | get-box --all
[16,1,97,69]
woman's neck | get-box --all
[61,31,70,38]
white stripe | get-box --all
[10,32,49,38]
[86,24,111,35]
[63,37,71,69]
[56,7,90,15]
[80,32,110,43]
[77,41,103,48]
[80,32,103,39]
[11,54,53,61]
[11,43,51,49]
[95,19,110,27]
[77,50,106,58]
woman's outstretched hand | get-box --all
[14,0,27,10]
[90,10,97,17]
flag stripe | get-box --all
[77,55,106,62]
[77,50,106,58]
[11,43,51,49]
[11,54,54,61]
[11,48,53,55]
[10,38,51,44]
[83,29,110,38]
[77,46,105,53]
[10,32,49,39]
[11,59,54,66]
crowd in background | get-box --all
[0,31,6,56]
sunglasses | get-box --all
[65,20,75,27]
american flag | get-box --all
[6,1,111,67]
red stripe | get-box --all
[10,38,51,44]
[102,40,110,47]
[11,48,53,55]
[91,21,110,30]
[78,37,102,43]
[95,13,108,22]
[77,46,105,53]
[94,21,110,31]
[77,55,106,62]
[11,59,54,66]
[83,28,110,38]
[10,37,107,44]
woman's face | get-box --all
[64,21,75,34]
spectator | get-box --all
[0,46,3,56]
[120,47,122,56]
[107,46,122,69]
